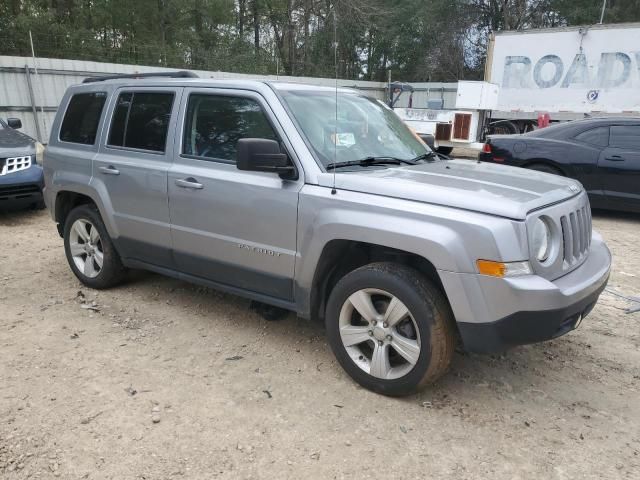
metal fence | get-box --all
[0,55,458,142]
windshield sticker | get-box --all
[333,132,356,147]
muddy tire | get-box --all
[63,204,127,289]
[325,262,456,396]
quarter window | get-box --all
[573,126,609,147]
[609,125,640,149]
[108,92,174,152]
[182,94,278,162]
[60,92,107,145]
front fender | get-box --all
[295,185,529,315]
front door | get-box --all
[598,124,640,210]
[93,87,181,268]
[168,88,302,301]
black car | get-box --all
[0,118,44,210]
[479,117,640,213]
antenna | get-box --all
[331,8,338,195]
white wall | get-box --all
[489,23,640,114]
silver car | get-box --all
[43,73,611,396]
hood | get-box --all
[318,159,582,220]
[0,127,36,157]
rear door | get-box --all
[597,124,640,210]
[93,87,181,267]
[568,125,609,202]
[167,88,302,301]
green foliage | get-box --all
[0,0,638,81]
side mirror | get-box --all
[7,118,22,129]
[236,138,296,179]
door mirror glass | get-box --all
[7,118,22,129]
[236,138,295,178]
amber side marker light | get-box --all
[476,259,532,278]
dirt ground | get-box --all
[1,207,639,480]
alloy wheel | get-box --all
[69,219,104,279]
[338,288,421,380]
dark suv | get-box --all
[0,118,44,210]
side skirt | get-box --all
[122,258,298,313]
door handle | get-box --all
[99,165,120,175]
[605,155,624,162]
[175,178,204,190]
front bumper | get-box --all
[0,165,44,210]
[439,232,611,353]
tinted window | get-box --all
[183,95,278,162]
[108,92,132,146]
[574,126,609,147]
[108,92,174,152]
[610,125,640,149]
[60,92,107,144]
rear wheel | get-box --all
[435,146,453,156]
[63,205,126,289]
[526,163,563,176]
[488,120,518,135]
[325,262,456,396]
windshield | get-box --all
[280,90,430,169]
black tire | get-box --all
[488,120,519,135]
[527,163,563,176]
[325,262,456,396]
[435,146,453,155]
[63,204,127,289]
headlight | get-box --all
[531,217,551,262]
[35,142,45,166]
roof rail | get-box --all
[82,70,198,84]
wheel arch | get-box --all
[307,240,446,324]
[521,159,567,176]
[54,189,116,238]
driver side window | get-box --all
[182,94,278,163]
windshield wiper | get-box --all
[325,156,417,170]
[410,151,439,162]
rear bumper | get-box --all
[0,165,44,209]
[440,232,611,353]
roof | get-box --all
[70,75,361,97]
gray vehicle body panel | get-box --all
[44,77,611,348]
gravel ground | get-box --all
[1,208,639,480]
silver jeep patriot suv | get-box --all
[43,72,611,396]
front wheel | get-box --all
[325,263,456,396]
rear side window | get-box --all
[60,92,107,144]
[573,126,609,147]
[610,125,640,149]
[108,92,175,153]
[182,94,278,162]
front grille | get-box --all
[528,191,592,280]
[0,156,32,176]
[560,204,591,268]
[0,184,40,199]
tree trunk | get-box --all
[252,0,260,51]
[239,0,246,37]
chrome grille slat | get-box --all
[569,212,579,259]
[561,215,572,263]
[577,209,585,254]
